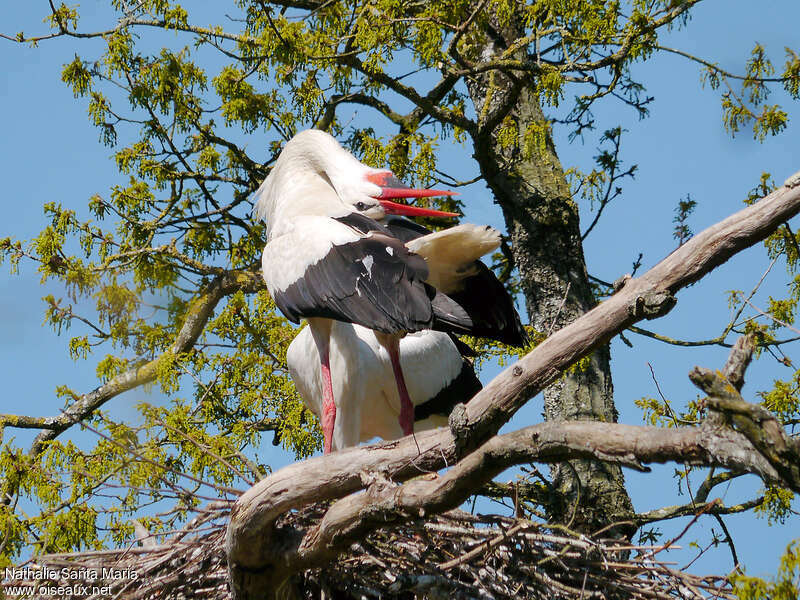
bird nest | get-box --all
[3,503,734,600]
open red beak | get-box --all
[366,171,459,218]
[379,199,459,218]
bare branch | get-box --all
[656,44,791,83]
[635,496,764,525]
[690,366,800,490]
[226,174,800,598]
[460,175,800,443]
[721,334,755,391]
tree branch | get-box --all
[459,173,800,444]
[226,171,800,598]
[656,44,791,83]
[635,496,764,525]
[690,366,800,491]
[295,421,781,560]
[227,418,783,598]
[339,55,475,133]
[28,269,263,457]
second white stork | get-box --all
[254,129,523,453]
[287,323,481,449]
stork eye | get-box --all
[354,201,370,211]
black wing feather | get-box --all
[384,217,529,346]
[383,216,431,242]
[414,359,482,421]
[274,236,433,334]
[273,215,438,334]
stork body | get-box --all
[256,129,524,453]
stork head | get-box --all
[292,130,458,220]
[253,130,458,230]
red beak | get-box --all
[366,171,458,218]
[379,199,459,218]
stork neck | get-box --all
[253,129,384,236]
[265,174,349,239]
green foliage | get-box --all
[45,3,79,33]
[635,395,702,428]
[637,526,662,545]
[731,540,800,600]
[758,364,800,424]
[635,396,672,427]
[672,194,697,246]
[716,43,792,140]
[744,172,777,206]
[567,127,637,238]
[784,48,800,99]
[754,486,796,526]
[742,173,800,273]
[467,326,541,373]
[522,120,551,159]
[62,56,91,97]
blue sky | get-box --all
[2,0,799,581]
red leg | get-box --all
[309,319,336,454]
[387,343,414,437]
[319,347,336,454]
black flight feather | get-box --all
[273,212,473,335]
[384,216,529,347]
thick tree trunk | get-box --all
[465,29,635,536]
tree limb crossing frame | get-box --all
[224,173,800,598]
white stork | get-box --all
[287,324,481,449]
[254,129,526,453]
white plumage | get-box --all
[287,323,467,449]
[256,129,522,454]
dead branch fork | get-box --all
[690,336,800,491]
